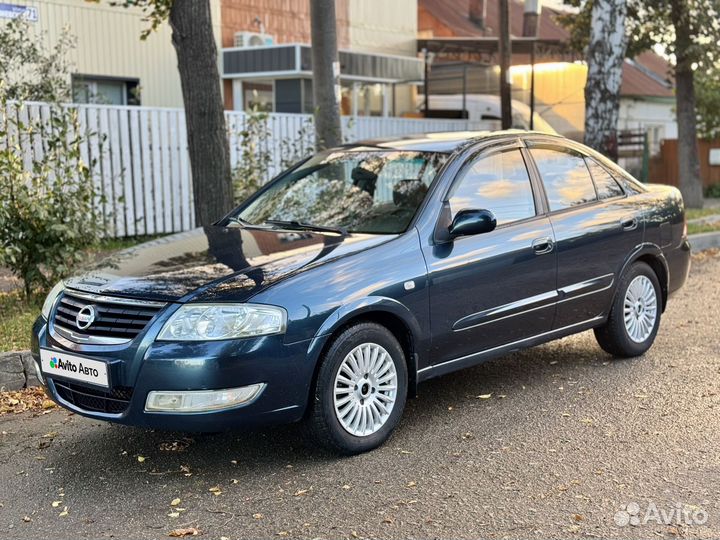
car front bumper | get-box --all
[31,317,316,432]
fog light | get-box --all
[145,384,265,413]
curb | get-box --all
[689,231,720,252]
[1,233,719,392]
[0,351,40,391]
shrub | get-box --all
[231,107,315,205]
[0,98,102,297]
[705,183,720,199]
[231,107,272,204]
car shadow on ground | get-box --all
[42,331,639,484]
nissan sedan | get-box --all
[32,131,691,454]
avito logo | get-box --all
[50,357,78,373]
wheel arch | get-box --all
[305,298,423,407]
[617,243,669,312]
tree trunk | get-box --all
[584,0,628,161]
[672,0,703,208]
[169,0,234,226]
[310,0,342,150]
[499,0,512,130]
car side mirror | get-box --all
[448,209,497,239]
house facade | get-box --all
[417,0,678,149]
[1,0,420,116]
[220,0,421,116]
[0,0,222,107]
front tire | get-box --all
[305,322,408,455]
[594,261,661,358]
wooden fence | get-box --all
[4,102,482,237]
[649,138,720,189]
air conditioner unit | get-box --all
[234,31,274,48]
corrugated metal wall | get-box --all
[1,0,222,108]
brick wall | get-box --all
[220,0,350,49]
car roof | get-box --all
[348,130,565,153]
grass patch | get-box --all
[93,234,162,253]
[686,208,720,221]
[0,234,165,352]
[0,291,42,351]
[688,221,720,235]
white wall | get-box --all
[1,0,221,108]
[619,97,677,154]
[347,0,417,56]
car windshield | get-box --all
[234,149,449,234]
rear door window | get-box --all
[530,148,597,211]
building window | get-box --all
[242,81,273,112]
[72,75,140,106]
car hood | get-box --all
[64,227,394,303]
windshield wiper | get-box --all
[264,219,348,236]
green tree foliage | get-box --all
[87,0,172,40]
[557,0,655,58]
[0,17,75,101]
[0,20,101,296]
[696,66,720,139]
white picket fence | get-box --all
[4,102,483,237]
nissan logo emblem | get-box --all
[76,305,96,330]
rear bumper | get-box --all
[667,237,692,298]
[31,317,316,432]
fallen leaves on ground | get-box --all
[170,498,181,506]
[692,248,719,262]
[208,486,222,496]
[159,438,194,452]
[0,387,54,415]
[168,527,201,537]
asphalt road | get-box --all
[2,251,719,540]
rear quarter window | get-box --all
[585,157,625,199]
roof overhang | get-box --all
[417,37,579,62]
[222,44,424,84]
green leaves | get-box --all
[0,100,103,296]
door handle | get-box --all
[621,216,638,231]
[532,237,554,255]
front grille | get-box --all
[54,380,133,414]
[52,290,165,344]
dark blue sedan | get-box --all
[32,131,691,454]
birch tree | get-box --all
[583,0,628,160]
[561,0,720,208]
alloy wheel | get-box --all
[623,275,658,343]
[333,342,398,437]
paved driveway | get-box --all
[1,252,719,539]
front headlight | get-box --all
[157,303,287,341]
[41,281,65,320]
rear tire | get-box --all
[594,261,661,358]
[305,322,408,455]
